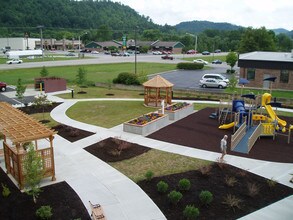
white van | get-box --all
[201,74,229,83]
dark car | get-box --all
[0,81,7,92]
[202,51,210,55]
[161,55,174,60]
[214,49,221,53]
[186,50,197,54]
[212,59,223,64]
[65,52,75,56]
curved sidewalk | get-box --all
[50,98,293,220]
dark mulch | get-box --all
[138,163,293,220]
[85,137,151,162]
[148,107,293,163]
[18,102,62,114]
[52,124,95,142]
[0,168,90,220]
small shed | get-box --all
[35,77,67,93]
[0,102,57,189]
[143,75,174,107]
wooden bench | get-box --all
[89,201,106,220]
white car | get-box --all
[91,51,99,54]
[6,59,23,64]
[202,73,229,83]
[193,59,208,65]
[199,79,227,89]
[152,51,162,55]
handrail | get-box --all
[231,121,246,150]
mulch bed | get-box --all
[18,102,62,115]
[148,107,293,163]
[52,124,95,142]
[0,169,90,220]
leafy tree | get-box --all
[227,74,238,93]
[76,67,87,88]
[23,144,44,203]
[15,78,26,100]
[32,93,52,121]
[142,29,161,40]
[40,66,49,77]
[276,33,293,51]
[226,51,238,71]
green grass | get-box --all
[0,56,79,64]
[182,55,227,62]
[0,62,176,86]
[30,112,59,128]
[66,101,158,128]
[110,149,211,182]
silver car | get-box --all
[199,79,227,89]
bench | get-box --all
[89,201,106,220]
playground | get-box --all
[148,106,293,163]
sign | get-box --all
[122,36,127,47]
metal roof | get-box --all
[239,51,293,62]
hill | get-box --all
[175,20,242,33]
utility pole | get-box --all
[134,26,138,75]
[37,25,44,61]
[186,33,197,52]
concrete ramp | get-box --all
[232,126,257,154]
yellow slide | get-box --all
[219,122,235,129]
[262,93,287,128]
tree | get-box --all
[32,93,52,121]
[76,67,87,88]
[276,33,293,51]
[23,144,44,203]
[40,66,49,77]
[15,78,26,100]
[226,51,238,71]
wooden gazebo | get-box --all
[143,75,174,107]
[0,102,57,189]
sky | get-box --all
[112,0,293,30]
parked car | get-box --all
[153,51,162,55]
[0,81,7,92]
[91,51,99,54]
[65,52,75,56]
[201,51,210,55]
[161,55,174,60]
[193,59,208,65]
[202,74,229,83]
[104,51,111,55]
[199,79,227,89]
[6,59,23,64]
[214,49,221,53]
[186,50,197,54]
[162,51,171,54]
[212,59,223,64]
[121,52,130,56]
[111,52,120,56]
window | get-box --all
[280,70,289,83]
[247,68,255,80]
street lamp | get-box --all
[37,25,44,60]
[78,32,87,57]
[186,33,197,52]
[134,26,139,75]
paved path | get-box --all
[48,98,293,220]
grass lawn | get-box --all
[0,56,79,64]
[0,62,177,85]
[66,101,158,128]
[30,112,59,127]
[182,55,227,62]
[110,149,211,182]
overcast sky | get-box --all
[112,0,293,30]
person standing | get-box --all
[220,135,228,161]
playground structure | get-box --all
[215,93,292,154]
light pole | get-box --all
[37,25,44,60]
[78,32,87,58]
[134,26,138,75]
[186,33,197,52]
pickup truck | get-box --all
[0,82,7,92]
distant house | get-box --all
[85,41,121,52]
[238,51,293,90]
[151,40,185,54]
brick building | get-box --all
[238,51,293,90]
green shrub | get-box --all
[157,181,169,193]
[177,62,204,70]
[183,205,200,219]
[178,178,191,191]
[168,190,183,205]
[112,72,140,85]
[144,170,154,181]
[36,206,53,220]
[1,183,11,197]
[199,190,213,206]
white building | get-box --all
[0,37,39,51]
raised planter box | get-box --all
[123,112,169,136]
[160,102,194,120]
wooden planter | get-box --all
[160,103,194,120]
[123,113,169,136]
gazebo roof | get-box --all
[143,75,174,88]
[0,102,57,143]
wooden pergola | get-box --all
[0,102,57,189]
[143,75,174,107]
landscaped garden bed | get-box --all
[123,112,169,135]
[160,102,194,120]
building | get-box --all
[238,51,293,90]
[150,40,185,54]
[35,39,81,50]
[0,37,39,51]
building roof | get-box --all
[143,75,174,88]
[239,51,293,62]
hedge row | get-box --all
[177,62,204,70]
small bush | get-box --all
[177,62,204,70]
[1,183,11,197]
[178,178,191,191]
[145,170,154,181]
[36,206,53,220]
[247,182,260,197]
[183,205,200,219]
[168,190,183,205]
[267,178,278,189]
[226,69,236,74]
[222,194,242,213]
[199,165,212,176]
[199,190,213,206]
[113,72,140,85]
[157,181,169,194]
[225,176,238,187]
[69,129,80,137]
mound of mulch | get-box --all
[85,137,151,162]
[18,102,62,115]
[138,163,293,220]
[53,124,95,142]
[148,107,293,163]
[0,168,90,220]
